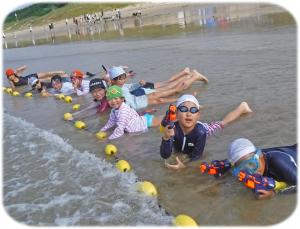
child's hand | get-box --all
[163,125,175,140]
[165,157,186,170]
[41,87,49,97]
[255,190,275,199]
[72,78,80,89]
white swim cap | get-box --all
[228,138,256,164]
[176,94,203,109]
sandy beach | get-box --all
[3,2,286,46]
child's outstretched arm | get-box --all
[221,102,253,127]
[101,112,116,132]
[106,108,131,140]
[160,126,174,159]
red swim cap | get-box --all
[6,68,15,76]
[71,69,84,78]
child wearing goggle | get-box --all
[228,138,297,199]
[160,94,253,170]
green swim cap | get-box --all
[106,85,123,100]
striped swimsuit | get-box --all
[101,102,147,140]
[75,79,90,96]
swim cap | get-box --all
[89,78,106,92]
[6,68,15,76]
[176,94,203,109]
[106,85,123,100]
[108,66,126,80]
[71,69,84,78]
[28,77,38,86]
[228,138,256,164]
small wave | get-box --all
[3,114,172,226]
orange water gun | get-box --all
[200,159,231,177]
[238,171,275,193]
[161,104,177,129]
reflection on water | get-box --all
[3,3,295,48]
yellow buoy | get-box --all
[104,144,118,156]
[12,91,20,96]
[115,160,131,172]
[72,104,80,111]
[64,95,72,103]
[137,181,157,197]
[159,124,165,133]
[56,94,65,100]
[96,131,107,140]
[173,214,198,226]
[63,113,73,121]
[74,120,86,129]
[24,92,33,97]
[6,88,13,94]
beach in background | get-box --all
[2,2,297,226]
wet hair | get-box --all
[51,74,62,83]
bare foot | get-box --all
[183,67,191,75]
[240,102,253,114]
[192,70,209,83]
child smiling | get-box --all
[100,85,161,140]
[160,94,253,170]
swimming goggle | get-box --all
[177,105,199,114]
[32,80,40,89]
[231,148,261,177]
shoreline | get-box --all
[3,2,288,48]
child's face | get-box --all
[8,74,17,81]
[108,97,124,109]
[91,88,106,101]
[177,101,200,130]
[52,81,62,90]
[111,74,127,87]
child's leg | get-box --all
[148,96,177,106]
[155,74,193,91]
[147,84,183,100]
[221,102,253,127]
[180,70,209,90]
[37,71,66,80]
[167,67,191,82]
[154,67,191,88]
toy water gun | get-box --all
[161,104,177,129]
[238,171,275,193]
[200,159,231,177]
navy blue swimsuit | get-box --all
[160,121,207,161]
[262,144,297,185]
[12,73,38,87]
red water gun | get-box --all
[238,171,275,193]
[200,159,231,177]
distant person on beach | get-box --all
[70,69,90,96]
[100,85,162,140]
[5,65,66,89]
[227,138,297,199]
[108,66,208,111]
[160,94,253,170]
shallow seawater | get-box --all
[2,4,297,226]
